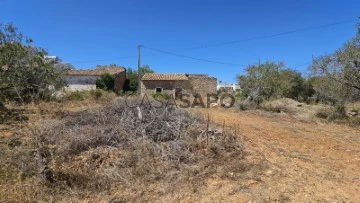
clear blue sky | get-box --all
[1,0,359,83]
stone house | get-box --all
[140,73,217,97]
[64,67,126,91]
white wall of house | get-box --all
[217,83,241,91]
[64,75,98,91]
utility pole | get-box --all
[137,45,141,94]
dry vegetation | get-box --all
[2,93,359,202]
[237,98,360,125]
[0,98,250,202]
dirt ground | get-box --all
[191,107,360,202]
[1,102,359,202]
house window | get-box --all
[155,87,162,93]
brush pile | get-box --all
[0,99,246,202]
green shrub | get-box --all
[96,73,114,91]
[328,103,346,121]
[151,92,170,101]
[67,91,86,101]
[239,103,248,111]
[234,91,247,100]
[315,104,347,121]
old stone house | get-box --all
[140,73,217,97]
[64,67,126,91]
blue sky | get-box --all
[1,0,359,83]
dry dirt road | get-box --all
[191,108,360,202]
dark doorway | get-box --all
[156,87,162,93]
[175,88,182,99]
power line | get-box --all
[71,19,357,64]
[142,46,248,67]
[174,19,357,51]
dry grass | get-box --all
[260,98,298,113]
[0,98,246,202]
[245,98,359,125]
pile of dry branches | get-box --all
[0,99,246,202]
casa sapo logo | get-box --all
[125,93,235,108]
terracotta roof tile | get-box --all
[186,74,209,78]
[67,67,125,76]
[141,73,188,81]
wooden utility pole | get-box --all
[137,45,141,93]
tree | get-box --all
[280,69,314,101]
[124,65,154,92]
[237,61,286,102]
[0,22,65,103]
[237,61,314,102]
[311,21,360,103]
[96,73,115,91]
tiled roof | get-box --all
[141,73,189,81]
[186,74,209,78]
[67,67,125,76]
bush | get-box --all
[315,106,333,119]
[234,91,247,100]
[151,92,170,101]
[328,103,346,121]
[67,91,86,101]
[96,73,114,91]
[315,104,347,121]
[236,100,258,111]
[260,101,289,113]
[239,103,248,111]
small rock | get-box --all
[265,170,273,176]
[51,91,65,101]
[210,103,218,108]
[348,110,358,117]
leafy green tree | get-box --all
[0,22,65,103]
[280,69,314,101]
[124,65,154,92]
[96,73,115,91]
[238,61,286,102]
[237,61,314,102]
[311,21,360,103]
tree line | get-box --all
[1,20,359,106]
[237,21,360,105]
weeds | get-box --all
[67,91,86,101]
